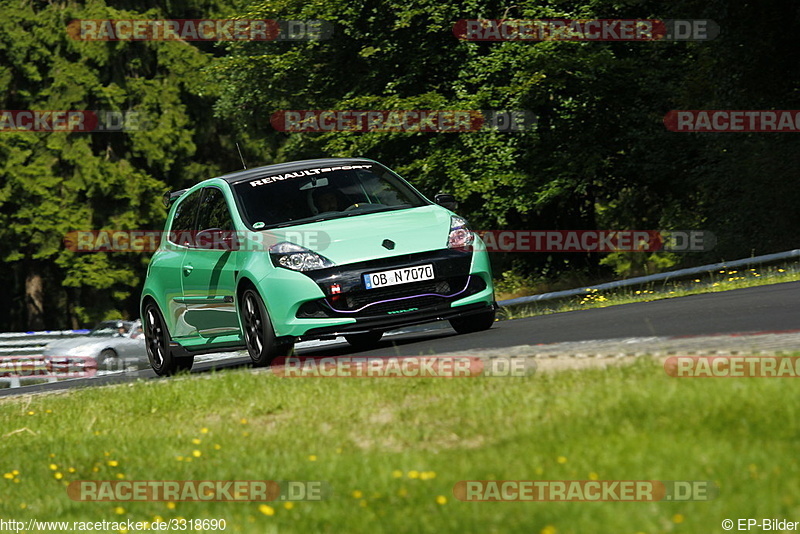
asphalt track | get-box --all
[2,281,798,397]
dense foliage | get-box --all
[1,0,798,329]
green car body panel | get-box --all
[141,158,495,358]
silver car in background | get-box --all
[43,320,145,371]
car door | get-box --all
[179,186,240,338]
[159,189,203,340]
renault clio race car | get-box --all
[140,158,496,376]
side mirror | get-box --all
[217,231,240,251]
[434,194,458,211]
[194,229,240,251]
[163,189,188,208]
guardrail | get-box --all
[0,330,89,388]
[0,330,89,356]
[498,249,800,307]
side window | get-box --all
[196,187,234,232]
[168,190,202,246]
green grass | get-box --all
[2,358,800,533]
[499,262,800,320]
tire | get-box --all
[143,301,194,376]
[344,331,383,349]
[241,288,294,367]
[449,309,496,335]
[98,349,121,371]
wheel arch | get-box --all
[235,276,259,333]
[236,276,259,304]
[140,293,162,321]
[236,275,292,344]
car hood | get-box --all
[43,337,112,356]
[261,205,454,265]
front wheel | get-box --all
[241,288,294,367]
[143,301,193,376]
[449,309,496,335]
[98,349,121,371]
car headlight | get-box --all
[448,216,475,249]
[269,242,334,271]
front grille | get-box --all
[332,276,467,313]
[295,275,487,319]
[343,279,456,309]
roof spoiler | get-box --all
[162,189,188,208]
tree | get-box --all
[0,0,252,330]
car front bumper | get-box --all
[258,247,495,340]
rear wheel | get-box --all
[344,331,383,349]
[449,309,496,335]
[143,301,193,376]
[241,288,294,367]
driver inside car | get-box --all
[313,188,344,213]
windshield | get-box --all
[89,321,135,337]
[232,163,429,229]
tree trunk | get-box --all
[67,287,80,330]
[25,263,45,330]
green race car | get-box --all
[140,158,496,376]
